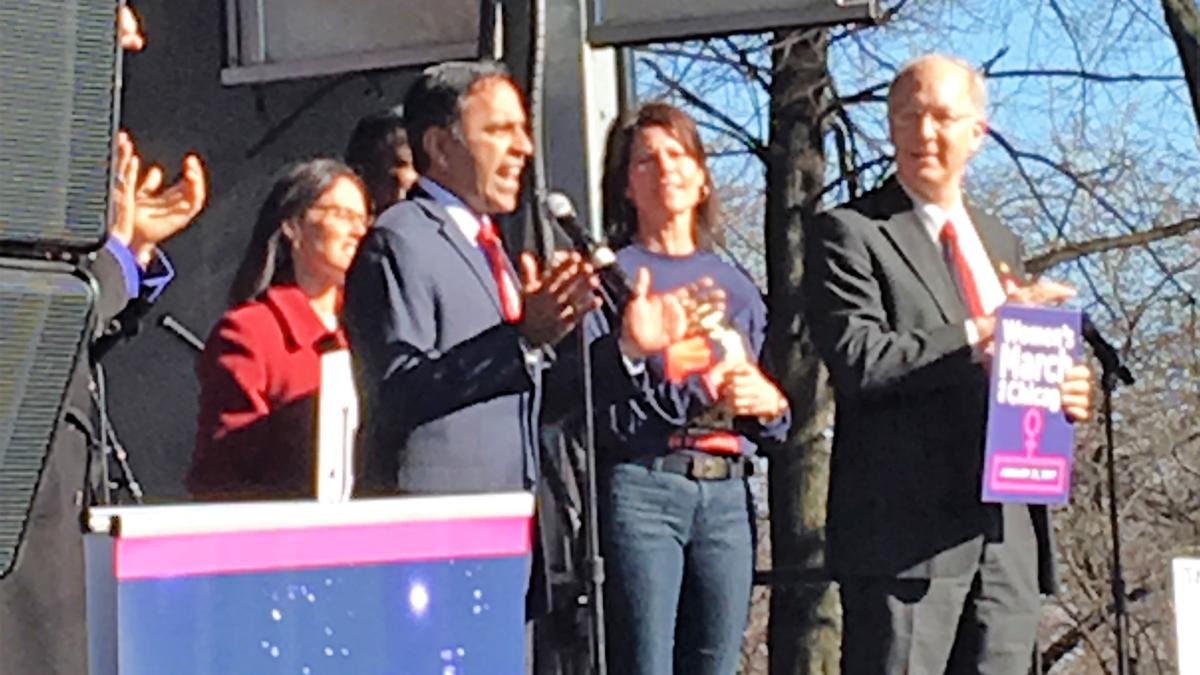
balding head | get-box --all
[887,53,989,209]
[889,54,988,119]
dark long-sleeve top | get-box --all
[189,284,345,500]
[0,238,173,675]
[586,244,789,461]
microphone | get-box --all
[544,193,744,365]
[159,313,205,353]
[545,191,630,318]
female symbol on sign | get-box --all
[1023,407,1045,457]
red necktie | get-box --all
[477,217,523,323]
[939,219,985,318]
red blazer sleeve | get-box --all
[188,308,274,498]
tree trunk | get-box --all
[764,28,840,675]
[1163,0,1200,129]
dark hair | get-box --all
[601,101,723,250]
[227,158,365,307]
[345,105,409,211]
[403,60,514,174]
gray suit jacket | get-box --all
[344,188,541,494]
[803,178,1056,594]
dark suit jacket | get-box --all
[0,245,156,675]
[344,188,543,494]
[803,178,1056,594]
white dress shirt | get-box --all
[418,176,484,246]
[901,183,1007,344]
[416,177,543,367]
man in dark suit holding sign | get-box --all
[803,54,1093,674]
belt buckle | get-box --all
[691,454,728,480]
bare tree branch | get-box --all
[1025,217,1200,273]
[988,129,1198,302]
[987,69,1182,83]
[717,37,771,92]
[1041,588,1152,672]
[1047,0,1090,120]
[638,57,769,161]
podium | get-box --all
[85,493,534,675]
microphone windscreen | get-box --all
[546,191,576,220]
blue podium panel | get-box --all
[86,494,533,675]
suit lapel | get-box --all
[878,210,964,323]
[409,189,505,317]
[968,206,1020,282]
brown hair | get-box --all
[601,101,723,250]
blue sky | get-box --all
[632,0,1199,329]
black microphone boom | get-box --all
[545,191,630,322]
[1081,314,1133,386]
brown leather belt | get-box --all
[629,451,754,481]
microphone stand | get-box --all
[90,363,144,505]
[1083,316,1135,675]
[537,197,607,675]
[576,307,607,675]
[88,312,206,506]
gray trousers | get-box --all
[840,504,1041,675]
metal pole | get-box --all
[1103,370,1131,675]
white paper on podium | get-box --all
[316,349,358,503]
[1174,557,1200,672]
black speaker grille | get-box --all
[0,263,93,575]
[0,0,118,252]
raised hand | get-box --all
[118,5,145,52]
[677,276,727,337]
[517,251,600,348]
[129,153,208,265]
[619,268,687,359]
[717,362,788,418]
[108,131,209,267]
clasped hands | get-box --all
[512,256,786,419]
[971,277,1093,422]
[622,269,787,419]
[515,253,730,350]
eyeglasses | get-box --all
[307,204,372,228]
[891,109,978,130]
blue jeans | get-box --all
[600,460,754,675]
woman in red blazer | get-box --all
[188,159,371,499]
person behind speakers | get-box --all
[188,159,371,500]
[0,8,209,672]
[587,101,790,675]
[345,105,419,215]
[803,54,1093,674]
[1,106,206,675]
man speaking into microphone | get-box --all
[803,54,1093,674]
[344,62,698,496]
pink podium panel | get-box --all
[85,493,533,675]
